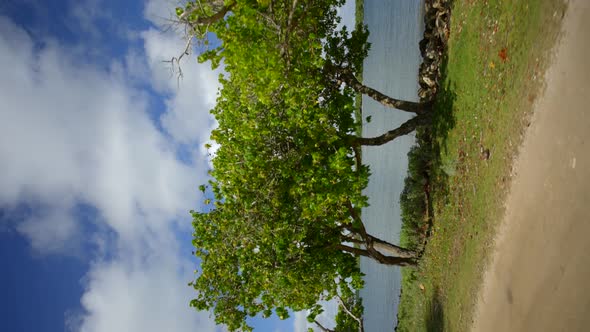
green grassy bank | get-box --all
[396,1,566,331]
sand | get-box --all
[471,1,590,331]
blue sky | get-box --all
[0,1,353,331]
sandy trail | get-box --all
[471,1,590,331]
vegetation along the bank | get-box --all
[396,0,566,331]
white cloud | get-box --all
[293,311,308,332]
[0,12,219,332]
[144,0,178,26]
[79,248,216,332]
[16,205,79,254]
[141,28,220,145]
[337,0,356,32]
[68,0,112,40]
[2,0,347,329]
[0,16,204,245]
[293,299,338,332]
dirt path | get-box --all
[471,1,590,331]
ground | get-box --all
[396,0,574,331]
[471,1,590,330]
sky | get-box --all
[0,0,353,331]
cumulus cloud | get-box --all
[16,206,79,254]
[337,0,356,32]
[141,27,220,145]
[0,8,218,332]
[143,0,178,26]
[293,299,338,332]
[0,15,204,246]
[68,0,113,40]
[1,0,350,329]
[78,248,217,332]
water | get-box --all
[359,0,425,330]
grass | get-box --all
[396,0,567,331]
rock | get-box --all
[417,0,452,102]
[419,38,429,57]
[423,76,436,88]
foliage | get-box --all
[175,1,422,330]
[184,1,368,330]
[333,289,364,332]
[399,129,432,251]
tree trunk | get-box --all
[336,244,417,267]
[338,68,431,114]
[367,235,416,259]
[340,201,419,266]
[350,112,431,146]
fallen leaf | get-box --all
[498,47,508,62]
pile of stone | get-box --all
[418,0,452,101]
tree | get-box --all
[176,1,431,330]
[173,0,432,113]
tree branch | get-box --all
[333,65,430,114]
[344,200,369,242]
[257,12,281,32]
[350,112,431,146]
[342,201,417,266]
[163,37,194,84]
[180,1,236,26]
[352,145,362,173]
[335,294,364,332]
[287,0,298,29]
[335,244,371,258]
[314,320,335,332]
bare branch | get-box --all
[287,0,298,29]
[162,37,193,85]
[335,294,364,332]
[314,320,335,332]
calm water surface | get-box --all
[359,0,425,330]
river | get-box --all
[358,0,425,330]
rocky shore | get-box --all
[418,0,452,101]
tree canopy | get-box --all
[177,1,430,330]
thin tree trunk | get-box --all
[336,244,417,266]
[336,244,372,258]
[340,200,418,267]
[339,68,431,114]
[350,112,431,146]
[367,235,417,259]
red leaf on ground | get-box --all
[498,47,508,62]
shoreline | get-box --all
[471,1,590,330]
[396,0,568,330]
